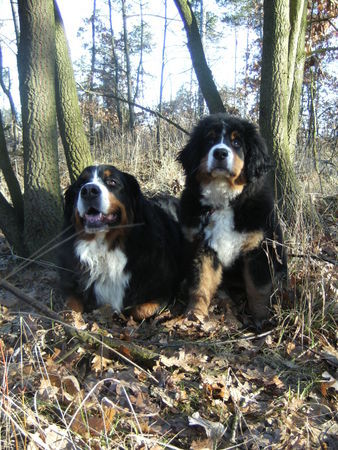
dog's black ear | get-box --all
[123,172,144,221]
[244,123,273,182]
[63,183,77,222]
[177,135,201,177]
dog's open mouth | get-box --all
[83,207,120,231]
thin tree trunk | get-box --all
[197,0,205,117]
[54,1,92,183]
[157,0,168,153]
[17,0,63,257]
[0,45,19,152]
[243,25,250,116]
[173,0,225,114]
[89,0,96,148]
[10,0,20,47]
[108,0,122,127]
[0,111,23,221]
[234,25,238,110]
[0,109,24,255]
[122,0,135,130]
[133,1,144,102]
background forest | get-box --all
[0,0,337,449]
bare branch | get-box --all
[77,84,189,135]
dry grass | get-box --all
[0,123,337,449]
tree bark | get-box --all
[287,0,307,156]
[54,1,92,183]
[259,0,304,218]
[173,0,225,114]
[89,0,97,148]
[17,0,63,257]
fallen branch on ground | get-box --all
[0,278,159,372]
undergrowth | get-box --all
[0,122,337,449]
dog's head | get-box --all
[178,113,272,192]
[64,165,142,237]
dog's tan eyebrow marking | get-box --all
[103,169,112,178]
[230,130,240,141]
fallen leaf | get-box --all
[188,412,225,443]
[320,371,338,397]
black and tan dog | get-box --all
[59,164,182,320]
[178,113,287,325]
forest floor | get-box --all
[0,158,337,449]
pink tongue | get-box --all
[85,213,103,224]
[104,213,117,222]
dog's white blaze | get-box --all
[77,167,111,217]
[75,235,131,311]
[207,130,234,173]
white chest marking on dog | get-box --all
[201,181,247,267]
[75,235,131,311]
[204,207,246,267]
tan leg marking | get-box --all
[66,295,84,313]
[131,300,164,321]
[186,255,222,320]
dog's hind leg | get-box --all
[243,251,273,325]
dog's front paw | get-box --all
[185,297,210,323]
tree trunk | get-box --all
[173,0,225,114]
[0,45,19,152]
[259,0,305,218]
[0,112,25,254]
[89,0,96,148]
[122,0,135,130]
[197,0,205,117]
[287,0,307,156]
[17,0,63,258]
[133,1,144,102]
[157,0,168,153]
[0,111,23,220]
[54,1,92,183]
[108,0,123,128]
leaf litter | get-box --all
[0,233,337,449]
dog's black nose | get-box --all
[213,148,229,161]
[80,183,101,200]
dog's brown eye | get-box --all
[232,139,242,149]
[106,178,117,187]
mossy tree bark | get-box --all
[259,0,308,220]
[173,0,225,114]
[17,0,63,257]
[54,1,92,183]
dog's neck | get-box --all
[200,179,240,209]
